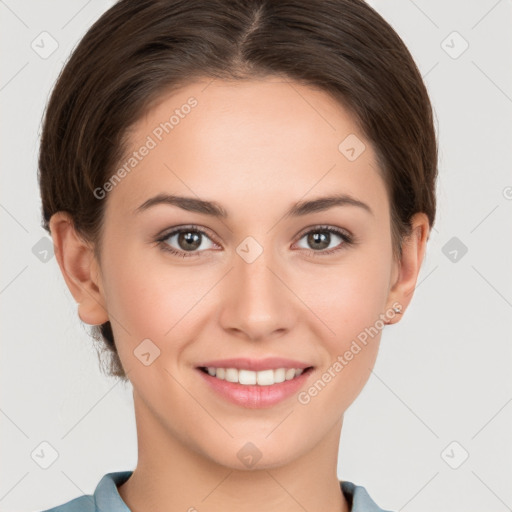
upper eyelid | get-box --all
[295,224,351,239]
[158,225,217,241]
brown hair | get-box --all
[38,0,438,381]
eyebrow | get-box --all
[134,192,373,218]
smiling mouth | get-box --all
[198,366,314,386]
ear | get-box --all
[386,212,430,324]
[49,212,109,326]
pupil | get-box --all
[179,231,201,251]
[308,231,329,250]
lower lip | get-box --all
[196,368,313,409]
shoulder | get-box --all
[39,494,95,512]
[340,480,395,512]
[38,470,133,512]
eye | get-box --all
[156,225,217,257]
[155,224,354,259]
[294,225,353,256]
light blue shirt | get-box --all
[40,470,393,512]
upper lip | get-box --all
[196,357,313,371]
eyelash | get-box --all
[155,224,354,258]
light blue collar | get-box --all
[91,470,392,512]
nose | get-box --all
[218,242,297,342]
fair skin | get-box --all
[50,77,429,512]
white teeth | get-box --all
[285,368,296,380]
[204,367,307,385]
[225,368,238,383]
[273,368,286,383]
[256,369,274,386]
[239,369,257,385]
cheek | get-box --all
[304,247,392,343]
[100,243,195,348]
[299,242,392,393]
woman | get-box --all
[38,0,437,510]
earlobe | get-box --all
[386,213,430,324]
[49,212,109,326]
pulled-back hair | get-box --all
[38,0,438,380]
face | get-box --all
[92,77,401,469]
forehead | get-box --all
[106,78,388,220]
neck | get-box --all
[118,392,350,512]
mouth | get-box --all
[195,359,314,409]
[198,366,313,386]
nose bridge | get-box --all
[220,235,295,339]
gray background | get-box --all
[1,1,511,511]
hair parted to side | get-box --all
[38,0,438,381]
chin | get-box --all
[200,431,311,472]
